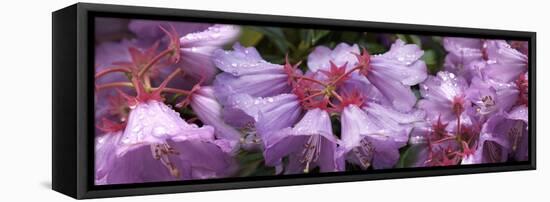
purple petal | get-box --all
[340,73,390,105]
[263,109,338,173]
[374,39,425,68]
[213,43,283,76]
[105,143,192,184]
[180,24,240,48]
[190,86,242,151]
[95,131,122,185]
[443,37,483,53]
[307,43,360,72]
[169,139,237,179]
[367,71,417,112]
[484,40,528,83]
[443,51,484,82]
[174,25,241,83]
[129,19,211,46]
[213,72,291,105]
[224,93,302,132]
[120,100,215,147]
[340,104,420,169]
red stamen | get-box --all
[95,82,134,91]
[353,48,372,76]
[96,118,126,133]
[95,67,131,79]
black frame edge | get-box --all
[529,32,536,169]
[52,3,78,199]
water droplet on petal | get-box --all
[153,126,167,137]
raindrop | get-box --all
[153,126,167,137]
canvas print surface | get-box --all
[94,17,529,185]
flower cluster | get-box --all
[94,18,529,185]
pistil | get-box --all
[301,135,322,173]
[150,143,181,178]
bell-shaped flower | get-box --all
[339,103,424,169]
[213,43,295,105]
[483,40,528,83]
[263,108,339,174]
[101,100,236,184]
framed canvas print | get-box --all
[52,3,536,199]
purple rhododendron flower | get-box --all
[177,25,241,82]
[483,40,528,83]
[442,37,485,82]
[129,20,211,46]
[418,71,470,129]
[307,43,360,72]
[339,103,424,169]
[99,100,235,184]
[189,86,242,152]
[129,21,240,84]
[462,112,513,164]
[94,131,122,185]
[263,108,339,174]
[507,105,529,161]
[222,93,303,150]
[307,40,427,111]
[465,76,518,119]
[212,43,295,104]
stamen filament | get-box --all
[138,48,174,77]
[295,76,328,87]
[95,67,131,79]
[330,65,361,85]
[156,87,192,95]
[96,82,134,91]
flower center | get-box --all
[241,122,261,145]
[150,143,181,178]
[352,138,375,169]
[300,135,322,173]
[475,95,496,115]
[508,121,525,152]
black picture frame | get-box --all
[52,2,536,199]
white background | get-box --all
[0,0,547,201]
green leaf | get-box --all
[236,150,275,177]
[362,42,387,54]
[239,27,264,46]
[396,143,427,168]
[310,30,330,45]
[247,27,293,53]
[396,34,408,42]
[409,35,422,47]
[422,50,440,74]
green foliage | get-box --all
[396,143,427,168]
[236,150,276,177]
